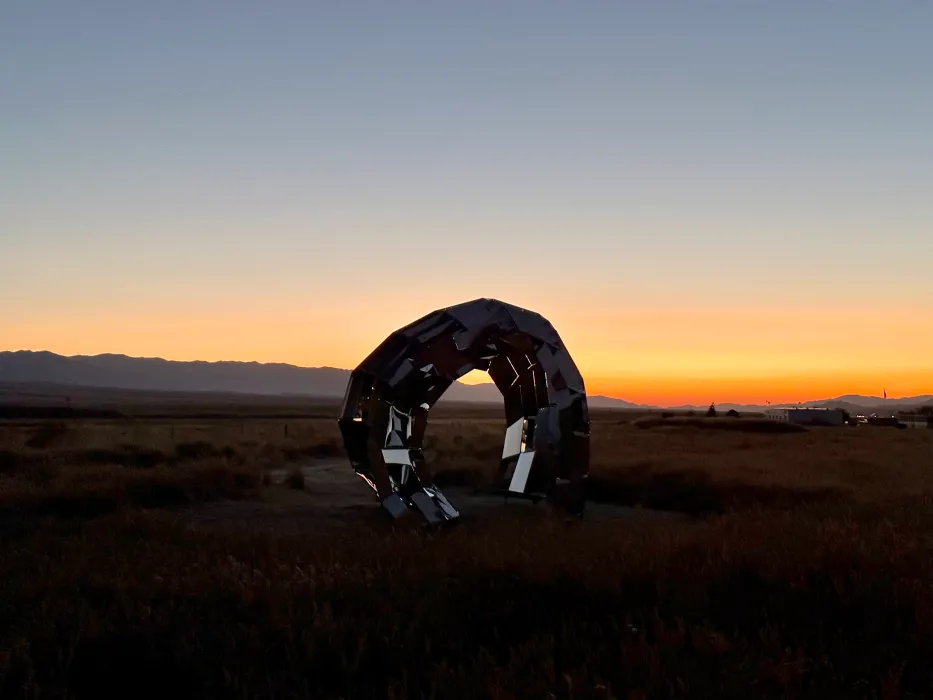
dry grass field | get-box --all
[2,392,933,698]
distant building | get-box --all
[896,413,933,429]
[765,407,846,426]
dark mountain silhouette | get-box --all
[3,351,927,412]
[805,394,933,409]
[0,351,640,408]
[1,351,353,398]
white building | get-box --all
[765,407,846,426]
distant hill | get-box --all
[806,394,933,409]
[1,351,355,399]
[587,395,642,409]
[626,394,932,415]
[0,351,641,408]
[804,395,933,416]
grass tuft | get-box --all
[284,468,306,490]
[0,448,24,474]
[24,421,69,448]
[75,445,168,469]
[281,439,343,461]
[173,440,222,462]
[0,465,263,518]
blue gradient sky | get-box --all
[3,2,932,403]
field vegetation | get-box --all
[1,393,933,698]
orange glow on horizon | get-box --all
[457,369,933,405]
[584,371,933,406]
[3,301,931,407]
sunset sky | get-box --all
[3,2,931,406]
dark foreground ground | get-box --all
[192,458,683,533]
[2,389,933,698]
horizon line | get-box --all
[2,349,930,407]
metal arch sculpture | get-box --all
[337,298,590,524]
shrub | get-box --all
[25,421,69,449]
[173,441,222,462]
[467,441,501,461]
[285,469,306,490]
[282,439,343,461]
[586,470,724,514]
[0,449,23,474]
[126,466,262,507]
[0,465,263,518]
[585,469,840,514]
[75,446,167,469]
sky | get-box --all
[2,1,932,406]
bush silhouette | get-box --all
[285,469,306,490]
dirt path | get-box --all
[190,458,683,532]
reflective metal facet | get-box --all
[338,298,590,523]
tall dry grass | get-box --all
[2,501,933,698]
[2,412,933,697]
[426,418,933,514]
[6,415,930,516]
[0,419,342,517]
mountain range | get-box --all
[0,351,640,408]
[1,351,929,413]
